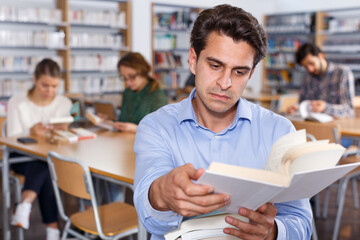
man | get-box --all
[134,5,312,239]
[287,43,355,118]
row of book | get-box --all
[155,52,183,69]
[154,71,190,89]
[0,5,62,24]
[0,78,65,97]
[70,33,123,49]
[324,16,360,33]
[154,33,190,50]
[265,53,295,69]
[266,13,313,33]
[69,9,126,28]
[0,30,65,49]
[71,55,118,71]
[268,37,307,52]
[0,56,63,73]
[69,76,123,94]
[153,9,199,31]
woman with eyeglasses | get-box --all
[113,52,168,133]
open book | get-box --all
[299,100,334,123]
[196,130,360,213]
[85,112,116,131]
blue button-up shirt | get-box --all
[134,89,312,239]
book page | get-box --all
[271,162,360,203]
[198,163,291,213]
[264,130,306,174]
[164,213,248,240]
[287,146,345,175]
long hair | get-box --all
[117,52,160,92]
[190,4,268,68]
[28,58,61,95]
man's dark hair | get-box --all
[190,4,268,68]
[296,43,322,64]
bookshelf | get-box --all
[151,3,201,91]
[315,8,360,95]
[263,12,316,93]
[68,0,131,95]
[0,0,131,99]
[263,8,360,95]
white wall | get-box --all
[131,0,275,93]
[272,0,360,13]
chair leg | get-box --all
[332,177,350,240]
[312,194,321,218]
[351,177,359,209]
[312,217,318,240]
[13,176,24,240]
[322,188,331,218]
[61,220,71,240]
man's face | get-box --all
[300,53,325,76]
[189,32,255,114]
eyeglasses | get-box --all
[119,74,138,82]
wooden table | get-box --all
[0,130,147,240]
[242,92,280,110]
[335,118,360,138]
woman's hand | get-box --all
[112,122,138,133]
[30,123,49,136]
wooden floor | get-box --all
[1,181,360,239]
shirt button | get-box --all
[172,226,176,229]
[214,136,219,139]
[195,124,199,127]
[172,213,178,216]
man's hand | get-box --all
[149,163,230,217]
[113,122,137,133]
[311,100,327,113]
[224,203,278,240]
[286,104,299,114]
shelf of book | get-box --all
[263,12,316,94]
[0,0,131,99]
[151,3,201,90]
[315,7,360,94]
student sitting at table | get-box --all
[112,52,168,133]
[287,43,355,118]
[7,58,72,240]
[100,52,168,202]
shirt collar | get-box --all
[178,88,252,126]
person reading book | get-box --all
[7,58,72,240]
[109,52,168,133]
[286,43,355,119]
[134,4,312,240]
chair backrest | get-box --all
[69,97,87,119]
[277,94,299,113]
[47,151,105,234]
[94,101,117,121]
[353,96,360,118]
[291,120,341,144]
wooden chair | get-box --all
[277,93,299,113]
[47,151,138,240]
[94,100,117,121]
[291,120,360,240]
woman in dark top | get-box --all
[114,52,168,132]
